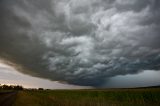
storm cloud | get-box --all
[0,0,160,86]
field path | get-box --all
[0,92,18,106]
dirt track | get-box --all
[0,92,17,106]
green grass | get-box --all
[12,88,160,106]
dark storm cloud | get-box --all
[0,0,160,86]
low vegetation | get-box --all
[12,88,160,106]
[0,84,160,106]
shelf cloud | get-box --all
[0,0,160,86]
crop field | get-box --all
[0,88,160,106]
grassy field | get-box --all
[10,88,160,106]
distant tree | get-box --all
[0,84,23,90]
[38,88,44,90]
[2,85,10,90]
[0,84,2,90]
[14,85,23,90]
[46,89,50,90]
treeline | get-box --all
[0,84,49,91]
[0,84,23,90]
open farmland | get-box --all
[0,88,157,106]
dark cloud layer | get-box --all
[0,0,160,86]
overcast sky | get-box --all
[0,0,160,88]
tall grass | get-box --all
[13,88,160,106]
